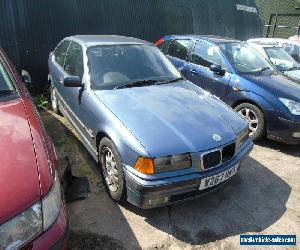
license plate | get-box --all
[199,164,239,190]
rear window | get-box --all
[167,40,192,60]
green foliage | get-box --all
[33,94,49,110]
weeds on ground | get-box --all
[32,94,49,110]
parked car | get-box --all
[247,42,300,81]
[48,35,253,209]
[248,38,300,63]
[289,35,300,43]
[0,48,68,249]
[155,35,300,144]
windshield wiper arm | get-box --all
[115,79,159,89]
[0,89,14,95]
[256,67,271,73]
[288,66,300,71]
[155,77,184,85]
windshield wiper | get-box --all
[115,79,159,89]
[0,89,14,95]
[155,77,184,85]
[288,66,300,71]
[255,67,271,73]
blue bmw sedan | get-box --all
[156,35,300,144]
[48,35,253,208]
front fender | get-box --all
[228,90,276,111]
[94,122,150,167]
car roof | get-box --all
[65,35,152,47]
[248,37,300,46]
[248,42,281,48]
[165,35,239,43]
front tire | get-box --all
[234,103,266,141]
[99,137,126,201]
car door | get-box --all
[165,39,192,73]
[49,40,71,102]
[184,40,231,100]
[61,41,87,134]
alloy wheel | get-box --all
[238,108,258,135]
[51,87,57,111]
[101,146,119,192]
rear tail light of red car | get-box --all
[154,38,164,46]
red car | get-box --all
[0,48,68,248]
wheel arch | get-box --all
[230,90,275,112]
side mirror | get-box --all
[63,76,83,87]
[21,70,32,88]
[210,64,226,76]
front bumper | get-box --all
[266,110,300,144]
[124,140,253,209]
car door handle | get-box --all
[59,77,63,84]
[190,69,198,75]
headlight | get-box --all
[279,97,300,115]
[42,171,61,231]
[0,171,62,249]
[236,128,250,148]
[134,153,191,174]
[0,203,42,249]
[154,153,192,172]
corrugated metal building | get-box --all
[0,0,261,90]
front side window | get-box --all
[54,40,70,68]
[190,41,225,68]
[264,47,299,71]
[64,42,84,77]
[0,60,15,96]
[167,40,191,60]
[219,42,273,74]
[87,44,181,90]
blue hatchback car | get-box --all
[48,35,252,208]
[156,35,300,144]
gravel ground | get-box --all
[40,109,300,250]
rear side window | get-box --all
[157,40,171,53]
[64,41,84,77]
[0,60,14,92]
[190,41,225,68]
[167,40,191,60]
[54,40,70,68]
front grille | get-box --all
[201,142,236,170]
[222,142,235,163]
[202,150,221,169]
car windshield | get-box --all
[0,61,15,97]
[219,42,274,75]
[87,44,181,90]
[264,47,299,71]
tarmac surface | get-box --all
[41,109,299,250]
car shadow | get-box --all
[256,139,299,157]
[121,156,291,245]
[40,109,141,250]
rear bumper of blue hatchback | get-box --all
[124,139,253,209]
